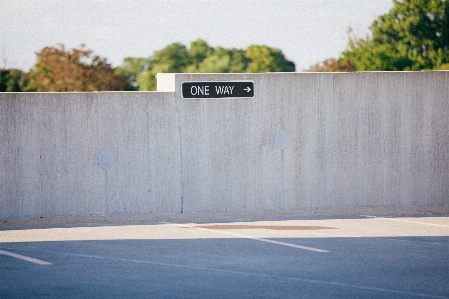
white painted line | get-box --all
[380,237,449,246]
[39,250,446,299]
[0,249,52,265]
[195,227,329,253]
[363,216,449,228]
[386,218,449,228]
[251,238,329,252]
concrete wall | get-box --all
[0,92,181,219]
[174,72,449,213]
[1,72,448,220]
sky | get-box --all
[1,0,393,72]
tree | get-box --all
[114,57,150,91]
[342,0,449,71]
[150,42,190,74]
[135,70,156,91]
[196,47,248,73]
[25,44,127,92]
[245,45,295,72]
[186,39,215,72]
[307,0,449,71]
[0,69,26,92]
[133,42,191,91]
[305,58,355,72]
[117,39,296,91]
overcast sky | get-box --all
[1,0,393,72]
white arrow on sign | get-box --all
[244,87,251,92]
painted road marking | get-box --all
[0,249,52,265]
[381,217,449,228]
[251,238,329,252]
[362,215,449,228]
[24,249,446,299]
[194,227,329,253]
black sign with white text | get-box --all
[182,81,254,99]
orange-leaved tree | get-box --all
[26,44,126,92]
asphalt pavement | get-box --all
[1,214,449,298]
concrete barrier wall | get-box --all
[0,92,181,219]
[1,72,448,220]
[173,72,449,213]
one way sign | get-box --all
[182,81,254,99]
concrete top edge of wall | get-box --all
[1,71,445,94]
[0,92,176,100]
[0,91,170,94]
[156,71,449,92]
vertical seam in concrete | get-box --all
[13,96,19,218]
[96,92,109,217]
[326,73,335,208]
[105,169,109,216]
[175,76,185,213]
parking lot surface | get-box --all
[1,210,449,298]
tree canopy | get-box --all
[0,69,26,92]
[117,39,295,91]
[114,57,150,91]
[307,0,449,71]
[25,44,127,92]
[245,45,295,73]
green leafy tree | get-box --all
[25,44,127,92]
[245,45,295,72]
[119,39,296,91]
[0,69,26,91]
[196,47,248,73]
[186,39,215,72]
[307,0,448,71]
[150,42,190,73]
[135,42,190,91]
[115,57,150,90]
[341,0,449,71]
[135,71,155,91]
